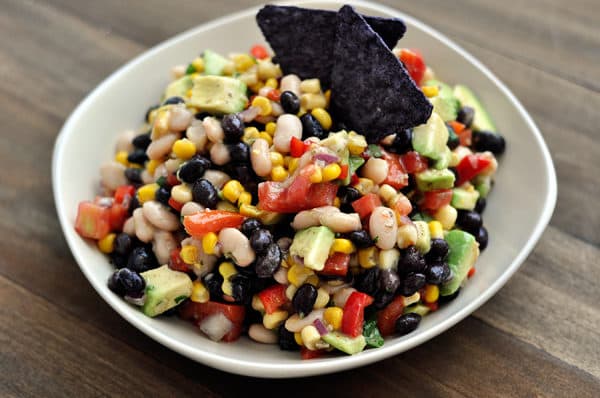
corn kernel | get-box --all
[285,284,298,301]
[202,232,218,255]
[287,264,314,287]
[354,178,375,195]
[314,288,330,309]
[243,126,260,143]
[222,180,244,203]
[180,245,199,265]
[172,138,196,160]
[305,274,320,287]
[397,223,418,249]
[300,78,321,94]
[433,204,457,230]
[358,247,378,268]
[309,167,323,183]
[322,163,341,182]
[190,280,209,303]
[294,332,304,346]
[378,248,400,271]
[378,184,397,203]
[422,85,439,98]
[171,183,192,204]
[219,261,237,296]
[265,122,277,135]
[333,197,341,208]
[263,310,288,329]
[115,151,129,166]
[324,89,331,106]
[217,201,238,212]
[271,166,288,182]
[191,57,204,73]
[300,325,321,350]
[424,284,440,304]
[248,81,264,94]
[428,221,444,239]
[238,191,252,207]
[265,78,278,89]
[288,157,299,174]
[347,134,367,156]
[300,93,327,110]
[270,152,284,167]
[251,96,272,116]
[97,233,116,254]
[311,108,332,130]
[331,239,356,254]
[240,204,261,218]
[151,108,171,140]
[146,159,161,175]
[257,60,281,80]
[137,183,159,203]
[233,53,255,72]
[324,307,343,330]
[258,132,273,145]
[186,88,193,98]
[252,294,265,313]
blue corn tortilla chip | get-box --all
[330,5,433,143]
[256,5,405,88]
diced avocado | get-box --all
[322,331,367,355]
[289,226,335,271]
[433,146,452,170]
[403,303,431,316]
[164,75,193,100]
[474,175,492,198]
[424,80,460,122]
[203,49,229,76]
[440,230,480,296]
[413,221,431,254]
[411,212,433,223]
[453,85,496,133]
[412,112,449,160]
[451,187,480,210]
[415,168,455,191]
[189,75,247,115]
[140,265,193,317]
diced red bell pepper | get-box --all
[178,300,246,342]
[75,201,112,240]
[449,120,466,134]
[114,185,136,204]
[351,193,382,219]
[300,346,327,360]
[339,164,349,180]
[258,284,288,314]
[420,189,453,210]
[377,295,405,336]
[290,136,310,158]
[169,248,189,273]
[183,210,246,237]
[458,128,472,147]
[381,152,409,189]
[168,197,184,212]
[401,151,428,174]
[468,267,476,278]
[250,44,269,60]
[398,48,426,86]
[266,89,281,102]
[109,185,136,230]
[319,253,350,277]
[456,154,492,186]
[341,291,374,337]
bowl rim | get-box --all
[52,0,557,378]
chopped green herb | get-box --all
[185,64,196,75]
[156,176,168,187]
[366,144,382,158]
[363,318,384,348]
[174,295,188,304]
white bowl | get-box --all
[52,0,556,378]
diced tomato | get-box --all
[114,185,136,204]
[468,267,476,278]
[258,284,288,314]
[377,295,405,336]
[449,120,466,134]
[301,347,327,360]
[421,189,453,210]
[458,128,472,147]
[339,164,349,180]
[290,136,310,158]
[266,89,281,102]
[75,201,111,240]
[183,210,245,237]
[352,193,382,219]
[250,44,269,60]
[178,300,246,342]
[305,182,339,208]
[350,173,360,185]
[341,291,373,337]
[169,248,189,273]
[166,173,180,187]
[108,203,129,231]
[398,48,426,86]
[456,154,492,186]
[425,301,439,312]
[401,151,428,174]
[320,253,350,277]
[168,197,184,212]
[391,193,413,217]
[381,152,409,189]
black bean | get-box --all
[456,106,474,128]
[300,113,326,139]
[114,268,146,295]
[154,186,171,206]
[428,239,449,262]
[476,226,489,251]
[126,246,159,273]
[128,195,140,214]
[124,168,143,184]
[163,96,185,105]
[395,313,422,336]
[127,149,148,165]
[472,131,506,155]
[132,132,151,150]
[230,274,252,304]
[456,210,483,235]
[398,246,426,275]
[250,229,273,254]
[145,105,159,123]
[379,269,401,293]
[399,272,426,296]
[192,179,218,208]
[107,271,125,295]
[114,233,133,256]
[221,114,245,142]
[178,157,208,184]
[203,272,224,299]
[109,252,128,269]
[346,230,374,249]
[438,288,460,304]
[355,267,380,297]
[373,291,396,310]
[194,111,211,120]
[278,324,299,351]
[292,284,318,316]
[425,261,451,285]
[280,91,300,114]
[338,186,361,205]
[474,197,487,214]
[241,218,263,237]
[255,243,282,278]
[389,129,413,154]
[227,142,250,163]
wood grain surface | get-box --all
[1,0,599,396]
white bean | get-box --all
[239,106,260,123]
[332,287,356,308]
[280,74,301,97]
[362,157,389,185]
[209,142,231,166]
[122,216,136,236]
[202,170,230,189]
[250,138,272,177]
[369,206,398,250]
[291,209,322,230]
[170,64,186,79]
[147,133,178,160]
[218,228,255,267]
[165,158,183,174]
[273,114,302,154]
[153,163,168,180]
[319,211,362,233]
[181,201,205,217]
[284,309,325,333]
[203,116,224,143]
[321,282,351,295]
[115,129,135,153]
[186,121,208,152]
[141,169,154,185]
[142,201,180,231]
[168,105,193,131]
[152,230,177,265]
[100,161,127,191]
[248,324,278,344]
[270,101,284,117]
[133,208,154,243]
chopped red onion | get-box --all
[313,318,329,336]
[239,106,260,123]
[124,293,146,306]
[313,153,339,164]
[199,313,233,341]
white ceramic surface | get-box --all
[52,0,557,378]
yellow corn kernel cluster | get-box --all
[428,221,444,239]
[238,191,252,207]
[424,284,440,303]
[222,180,244,203]
[240,203,261,218]
[251,96,272,116]
[265,122,277,135]
[422,85,439,98]
[433,204,457,230]
[172,138,196,160]
[97,233,116,254]
[354,178,375,195]
[190,280,209,303]
[311,108,332,130]
[233,53,255,72]
[314,288,330,309]
[180,245,199,265]
[294,332,304,346]
[219,261,237,297]
[300,325,321,350]
[114,151,129,167]
[202,232,218,255]
[265,78,278,89]
[331,239,356,254]
[263,310,288,329]
[324,307,343,330]
[252,294,265,313]
[271,165,288,182]
[269,151,284,167]
[171,184,192,204]
[137,183,159,203]
[358,247,378,268]
[309,167,323,183]
[242,126,260,144]
[217,201,237,212]
[322,163,341,182]
[258,131,272,145]
[191,57,204,73]
[288,157,300,174]
[287,264,315,287]
[347,131,368,155]
[146,159,161,175]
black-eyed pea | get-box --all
[142,201,180,231]
[250,138,272,177]
[369,206,398,250]
[218,227,255,267]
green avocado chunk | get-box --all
[424,79,460,122]
[412,112,449,160]
[164,75,193,100]
[451,187,480,210]
[189,75,248,115]
[140,265,193,317]
[322,331,367,355]
[440,230,480,296]
[415,168,456,191]
[203,49,230,76]
[289,226,335,271]
[453,84,497,133]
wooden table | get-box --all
[2,0,599,396]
